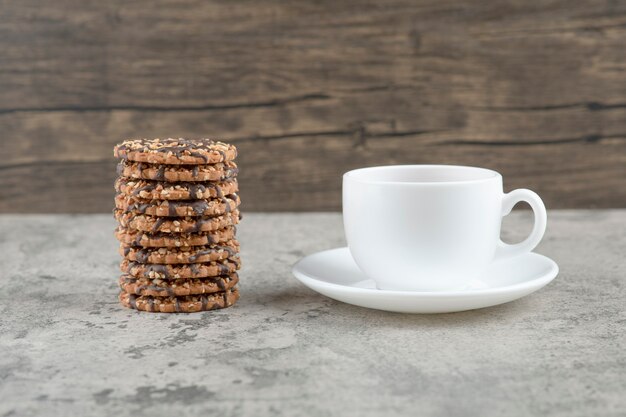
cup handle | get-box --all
[495,189,547,260]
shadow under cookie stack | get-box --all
[113,138,241,313]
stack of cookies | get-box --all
[113,138,241,313]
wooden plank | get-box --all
[0,0,625,211]
[2,0,626,110]
[0,108,624,212]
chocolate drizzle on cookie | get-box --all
[116,177,238,201]
[123,258,240,280]
[117,160,238,183]
[131,183,155,197]
[120,274,238,297]
[118,211,240,234]
[123,242,239,264]
[120,289,239,313]
[116,194,239,217]
[116,227,236,248]
[189,263,201,275]
[151,217,166,233]
[218,261,229,276]
[135,249,150,264]
[187,248,214,263]
[147,297,155,312]
[114,138,236,165]
[155,165,166,181]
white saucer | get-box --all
[292,248,558,314]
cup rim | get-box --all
[343,164,501,186]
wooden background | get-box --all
[1,0,625,212]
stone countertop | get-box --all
[0,211,624,417]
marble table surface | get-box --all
[0,211,624,417]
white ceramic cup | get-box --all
[343,165,547,291]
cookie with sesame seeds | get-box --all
[114,138,237,165]
[115,226,236,248]
[119,273,239,297]
[116,160,238,182]
[114,210,240,234]
[119,287,239,313]
[121,241,240,264]
[114,193,240,218]
[120,258,241,280]
[114,177,238,200]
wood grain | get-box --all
[1,0,625,212]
